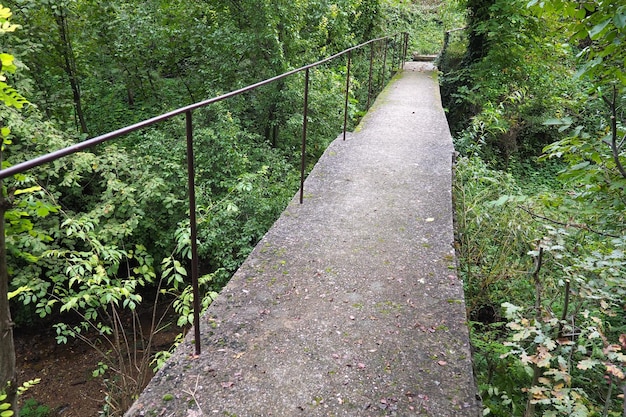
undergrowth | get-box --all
[454,156,626,416]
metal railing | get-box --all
[0,33,409,355]
[437,27,466,67]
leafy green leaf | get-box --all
[174,262,187,276]
[613,13,626,30]
[543,117,572,126]
[13,186,42,196]
[589,19,611,40]
[570,161,590,171]
[7,286,29,300]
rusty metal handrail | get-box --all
[0,32,409,355]
[438,26,467,65]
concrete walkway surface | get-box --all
[125,62,480,417]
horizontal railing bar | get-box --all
[0,34,401,181]
[446,26,467,33]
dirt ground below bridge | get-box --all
[14,318,179,416]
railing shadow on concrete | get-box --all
[0,33,409,356]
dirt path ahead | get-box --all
[126,62,480,417]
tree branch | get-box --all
[519,206,621,238]
[607,85,626,179]
[525,247,544,417]
[557,280,570,340]
[532,247,544,317]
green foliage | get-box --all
[353,0,381,42]
[381,0,446,55]
[0,392,12,417]
[18,398,50,417]
[455,133,626,416]
[541,115,625,234]
[1,0,406,332]
[0,7,34,414]
[441,0,576,164]
[0,379,43,417]
[455,156,626,416]
[0,60,176,413]
[0,1,438,414]
[472,322,531,416]
[0,6,27,110]
[454,156,535,314]
[526,1,626,241]
[7,140,172,324]
[528,0,626,88]
[500,296,625,416]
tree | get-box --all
[4,0,88,134]
[352,0,382,42]
[531,0,626,235]
[49,0,87,134]
[0,5,30,414]
[441,0,566,163]
[464,0,496,64]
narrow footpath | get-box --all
[126,62,480,417]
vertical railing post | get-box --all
[402,32,409,69]
[393,33,399,72]
[399,34,402,70]
[299,68,310,204]
[367,42,374,109]
[343,50,352,141]
[381,38,388,92]
[441,30,451,65]
[185,110,201,356]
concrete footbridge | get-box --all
[126,61,480,417]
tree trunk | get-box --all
[0,150,17,414]
[465,0,496,64]
[54,8,88,135]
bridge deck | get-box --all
[126,62,480,417]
